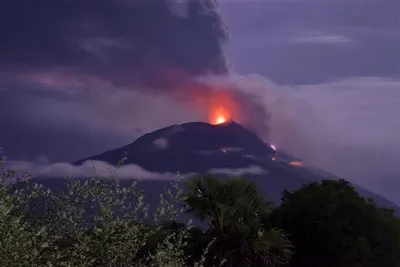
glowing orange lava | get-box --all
[210,106,231,125]
[185,83,239,126]
[215,116,226,124]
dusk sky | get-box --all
[1,1,400,203]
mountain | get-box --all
[70,121,399,213]
[14,121,398,215]
[75,121,274,173]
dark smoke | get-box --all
[0,0,228,85]
[1,0,270,137]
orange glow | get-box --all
[210,106,231,125]
[176,79,241,125]
[290,161,303,167]
[216,116,226,124]
[206,90,237,125]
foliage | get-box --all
[1,148,400,267]
[185,175,293,267]
[270,179,400,267]
[0,151,201,266]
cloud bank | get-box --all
[5,159,266,182]
[5,160,177,180]
[291,32,352,45]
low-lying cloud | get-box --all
[209,165,267,176]
[291,32,352,45]
[4,159,268,182]
[153,138,169,149]
[6,160,177,180]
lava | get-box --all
[210,106,231,125]
[182,81,241,126]
[290,160,303,167]
[215,116,226,124]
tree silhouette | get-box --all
[185,175,293,267]
[271,179,400,267]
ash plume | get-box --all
[1,0,271,139]
[0,0,229,84]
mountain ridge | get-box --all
[69,121,400,214]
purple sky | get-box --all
[1,1,400,204]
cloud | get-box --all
[153,138,169,149]
[291,32,352,45]
[0,0,228,88]
[209,165,267,176]
[0,0,272,144]
[170,73,400,203]
[4,159,266,182]
[221,2,400,84]
[5,160,177,180]
[250,76,400,204]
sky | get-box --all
[1,1,400,203]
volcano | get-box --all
[74,121,274,173]
[70,121,398,212]
[23,121,399,213]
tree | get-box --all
[0,150,199,267]
[185,175,293,267]
[270,179,400,267]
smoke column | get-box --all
[123,0,272,138]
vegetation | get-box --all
[270,180,400,267]
[184,176,292,266]
[1,152,400,266]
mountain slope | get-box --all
[75,121,273,173]
[72,121,399,212]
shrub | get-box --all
[0,151,208,266]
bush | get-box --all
[3,149,399,267]
[0,152,206,266]
[270,179,400,267]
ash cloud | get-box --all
[2,0,273,144]
[1,0,228,83]
[1,0,271,137]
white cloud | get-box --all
[5,160,177,180]
[4,160,267,183]
[209,165,267,176]
[291,32,352,45]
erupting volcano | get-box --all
[67,120,400,214]
[210,106,231,125]
[215,116,226,124]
